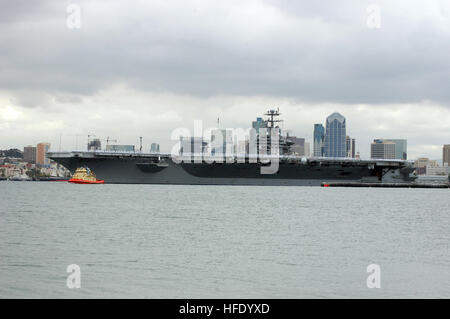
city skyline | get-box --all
[0,112,449,165]
[6,134,450,165]
[1,1,449,159]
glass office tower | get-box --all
[313,124,325,157]
[324,112,346,158]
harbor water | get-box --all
[0,182,449,298]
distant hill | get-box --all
[0,149,23,158]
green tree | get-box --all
[25,168,41,179]
[25,170,34,178]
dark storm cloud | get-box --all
[1,0,450,106]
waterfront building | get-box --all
[371,139,395,159]
[414,157,438,175]
[23,146,36,164]
[313,124,325,157]
[105,145,135,152]
[376,139,407,160]
[87,139,101,151]
[426,164,450,176]
[443,144,450,166]
[180,137,208,156]
[36,142,51,166]
[236,140,249,156]
[346,136,356,158]
[324,112,346,158]
[150,143,160,153]
[211,129,233,157]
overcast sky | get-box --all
[1,0,449,159]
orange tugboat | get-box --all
[68,167,104,184]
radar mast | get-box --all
[264,108,283,128]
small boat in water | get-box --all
[68,167,104,184]
[8,174,32,181]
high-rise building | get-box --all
[304,142,311,157]
[370,139,395,159]
[36,142,51,166]
[324,112,346,158]
[379,139,407,160]
[346,136,356,158]
[313,124,325,157]
[252,117,267,134]
[87,139,101,151]
[179,137,208,161]
[211,129,233,156]
[23,146,36,164]
[236,140,249,155]
[443,144,450,166]
[150,143,160,153]
[352,138,355,158]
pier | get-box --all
[321,182,449,188]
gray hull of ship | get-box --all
[49,152,415,186]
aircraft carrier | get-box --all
[47,151,415,186]
[47,109,416,186]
